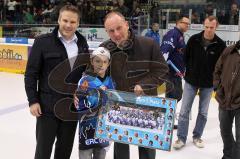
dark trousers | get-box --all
[166,73,183,102]
[166,74,183,128]
[219,107,240,159]
[35,115,77,159]
[114,142,156,159]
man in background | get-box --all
[145,22,161,45]
[160,16,190,128]
[173,16,226,150]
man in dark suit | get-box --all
[24,5,89,159]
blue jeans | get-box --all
[177,81,213,143]
[219,107,240,159]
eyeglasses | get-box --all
[180,21,190,26]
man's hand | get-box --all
[134,84,144,96]
[30,103,42,117]
[175,72,185,78]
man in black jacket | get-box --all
[173,16,226,150]
[24,5,89,159]
[102,11,169,159]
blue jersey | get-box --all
[160,27,186,74]
[145,29,161,45]
[77,74,115,150]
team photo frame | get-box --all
[95,90,177,151]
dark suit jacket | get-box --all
[24,27,89,115]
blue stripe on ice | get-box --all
[0,103,27,116]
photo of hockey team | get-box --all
[95,90,177,151]
[106,102,166,134]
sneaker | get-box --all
[193,138,204,148]
[173,139,185,149]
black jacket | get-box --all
[184,31,226,88]
[24,27,89,115]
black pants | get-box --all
[114,142,156,159]
[219,107,240,159]
[166,74,183,128]
[35,115,77,159]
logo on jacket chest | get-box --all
[209,51,215,55]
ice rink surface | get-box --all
[0,72,223,159]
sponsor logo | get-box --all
[85,138,106,145]
[0,49,22,60]
[6,38,28,44]
[87,29,104,41]
[163,41,175,48]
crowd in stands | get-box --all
[0,0,240,27]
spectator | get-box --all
[173,16,226,150]
[227,3,239,25]
[149,1,160,24]
[23,7,34,24]
[132,0,139,11]
[33,7,43,23]
[26,0,32,7]
[7,0,18,21]
[145,22,160,45]
[191,11,200,24]
[116,0,129,17]
[130,6,144,34]
[42,3,54,17]
[108,0,119,10]
[87,1,96,24]
[200,3,214,23]
[217,9,227,24]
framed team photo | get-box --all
[95,90,177,151]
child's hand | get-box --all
[100,85,107,90]
[175,72,185,78]
[73,93,79,108]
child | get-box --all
[76,47,115,159]
[213,43,240,159]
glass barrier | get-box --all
[128,15,150,36]
[0,24,107,39]
[1,5,240,39]
[216,8,239,25]
[1,24,57,38]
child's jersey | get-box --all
[77,74,115,150]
